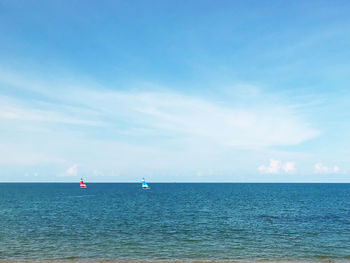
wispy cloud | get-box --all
[0,105,102,126]
[0,69,321,180]
[0,142,65,166]
[0,95,103,126]
[0,69,320,149]
[73,90,320,148]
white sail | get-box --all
[142,177,150,189]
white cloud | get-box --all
[314,163,339,174]
[283,161,296,173]
[258,159,281,174]
[258,159,296,174]
[67,164,78,176]
[333,165,340,173]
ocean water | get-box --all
[0,183,350,262]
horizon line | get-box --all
[1,181,350,184]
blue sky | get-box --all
[1,0,350,182]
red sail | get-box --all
[80,178,86,188]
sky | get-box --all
[1,0,350,182]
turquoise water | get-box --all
[0,183,350,262]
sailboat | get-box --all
[80,178,87,188]
[141,177,150,189]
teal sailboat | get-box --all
[141,177,150,189]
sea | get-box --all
[0,183,350,263]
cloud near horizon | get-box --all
[66,164,78,176]
[314,163,339,174]
[258,159,296,174]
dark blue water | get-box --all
[1,183,350,262]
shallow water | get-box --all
[0,183,350,261]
